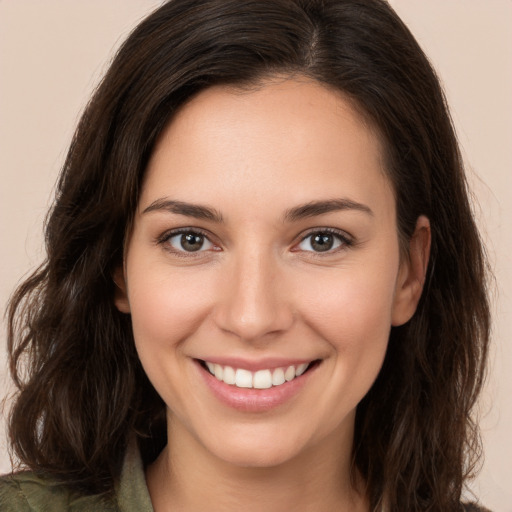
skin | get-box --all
[115,77,430,511]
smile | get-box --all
[196,358,321,412]
[204,361,311,389]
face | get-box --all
[116,78,429,469]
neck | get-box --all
[146,414,368,512]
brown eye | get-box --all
[311,233,335,252]
[298,231,349,253]
[168,231,213,252]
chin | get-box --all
[191,421,309,469]
[214,442,303,469]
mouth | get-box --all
[195,358,321,412]
[198,359,321,390]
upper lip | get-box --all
[195,357,318,372]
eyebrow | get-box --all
[142,199,224,223]
[142,197,373,223]
[283,198,373,222]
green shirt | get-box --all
[1,446,491,511]
[0,442,153,511]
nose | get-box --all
[213,250,294,343]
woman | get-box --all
[1,0,491,510]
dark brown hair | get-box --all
[6,0,490,510]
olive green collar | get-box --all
[116,439,154,512]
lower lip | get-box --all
[196,361,317,412]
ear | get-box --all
[391,215,431,326]
[113,265,131,314]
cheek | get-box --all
[126,263,215,354]
[287,264,398,438]
[125,264,219,418]
[301,267,397,343]
[298,262,398,398]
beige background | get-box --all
[0,1,510,510]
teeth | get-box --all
[223,365,236,385]
[204,361,311,389]
[296,363,308,376]
[253,370,272,389]
[284,365,295,381]
[271,368,285,386]
[235,369,253,388]
[214,364,223,381]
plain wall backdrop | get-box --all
[1,1,511,511]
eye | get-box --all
[297,230,351,253]
[166,231,215,253]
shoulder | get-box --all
[0,440,153,512]
[0,472,117,512]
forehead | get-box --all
[140,78,394,220]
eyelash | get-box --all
[156,228,219,258]
[156,227,354,257]
[296,228,354,255]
